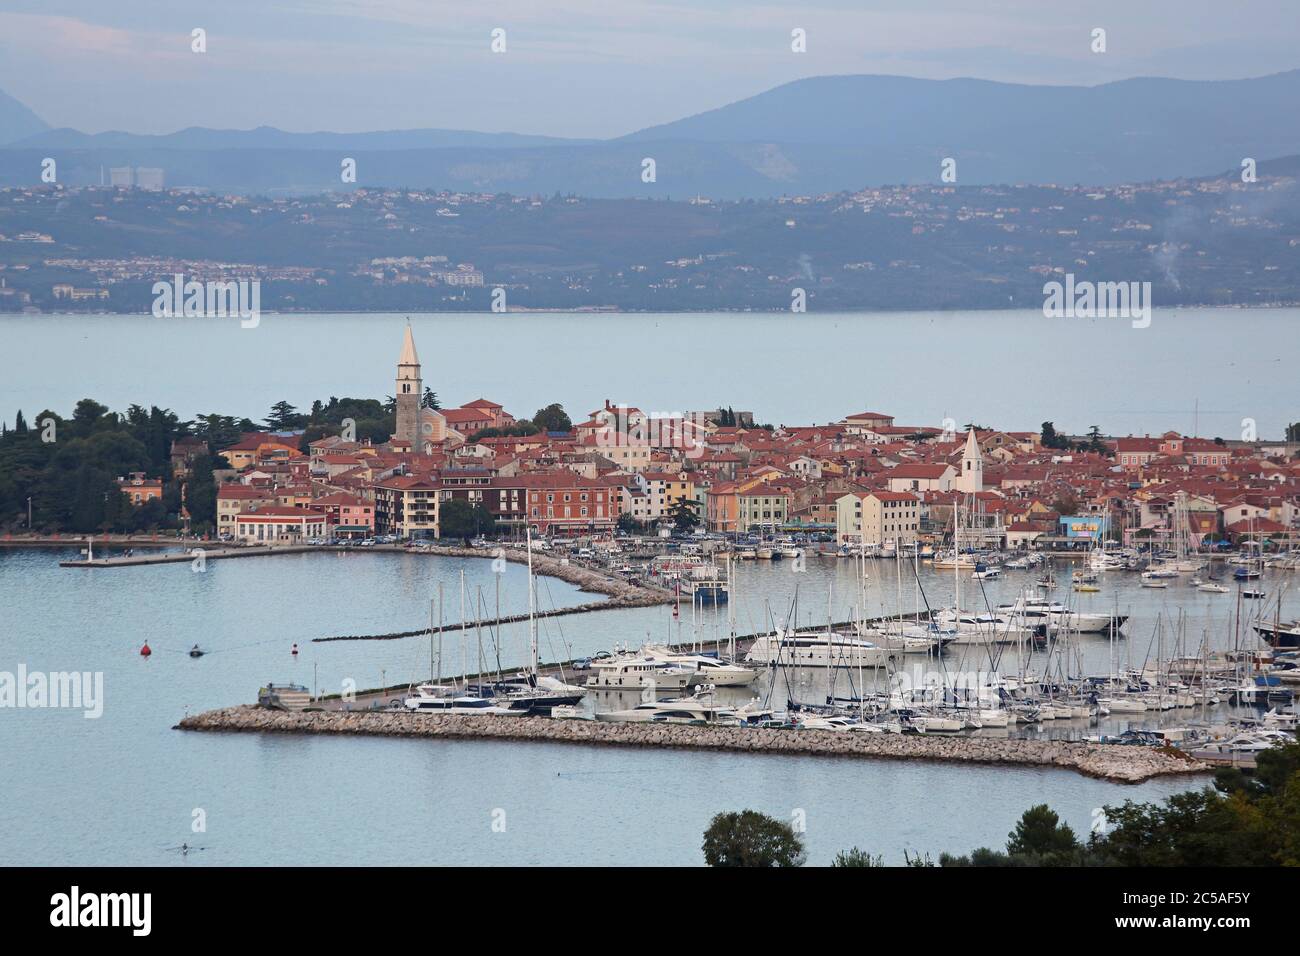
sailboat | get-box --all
[490,528,588,713]
[404,579,524,716]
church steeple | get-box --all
[955,428,984,493]
[395,322,423,446]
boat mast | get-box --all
[526,525,539,678]
[460,570,468,691]
[437,582,444,685]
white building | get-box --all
[233,507,326,544]
[836,491,920,547]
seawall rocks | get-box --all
[176,706,1209,784]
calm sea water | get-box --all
[1,308,1297,438]
[3,546,1279,866]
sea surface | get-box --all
[0,307,1297,439]
[1,546,1285,866]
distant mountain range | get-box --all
[0,89,49,145]
[3,71,1299,197]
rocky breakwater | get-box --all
[420,544,669,607]
[177,706,1209,784]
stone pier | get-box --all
[176,705,1210,784]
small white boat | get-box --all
[908,714,964,733]
[1096,695,1148,713]
[1197,582,1230,593]
[549,704,589,720]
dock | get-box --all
[60,545,314,567]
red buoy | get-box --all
[140,642,152,658]
[291,643,299,657]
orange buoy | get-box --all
[140,642,152,658]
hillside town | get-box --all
[146,327,1298,553]
[1,164,1297,313]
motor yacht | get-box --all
[745,628,894,667]
[641,644,759,686]
[585,656,696,690]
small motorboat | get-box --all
[1073,582,1100,593]
[1243,589,1267,600]
[189,645,206,658]
[1197,582,1229,594]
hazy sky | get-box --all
[2,0,1298,138]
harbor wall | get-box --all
[176,705,1210,784]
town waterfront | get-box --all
[0,544,1271,866]
[2,307,1297,439]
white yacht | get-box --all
[595,688,737,724]
[994,599,1126,634]
[1094,694,1147,714]
[1088,550,1126,572]
[745,628,894,668]
[403,684,526,716]
[641,645,759,686]
[585,656,695,690]
[933,608,1034,645]
[871,620,956,654]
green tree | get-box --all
[701,810,805,867]
[532,403,572,434]
[1006,804,1080,863]
[438,498,495,543]
[264,401,306,431]
[1040,421,1069,450]
[185,453,218,532]
[831,847,883,867]
[422,388,440,410]
[667,497,700,532]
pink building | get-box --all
[313,493,375,538]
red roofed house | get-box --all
[520,473,617,535]
[885,462,957,493]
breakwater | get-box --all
[176,705,1209,784]
[316,543,672,641]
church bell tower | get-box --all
[395,324,422,445]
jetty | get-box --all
[176,705,1210,784]
[60,544,314,568]
[51,537,674,611]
